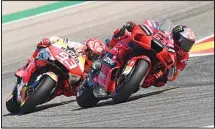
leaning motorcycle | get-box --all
[76,19,176,108]
[6,38,106,114]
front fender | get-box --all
[122,55,152,76]
[44,72,58,82]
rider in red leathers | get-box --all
[106,20,196,88]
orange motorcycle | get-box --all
[6,38,106,114]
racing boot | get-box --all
[62,81,77,97]
[154,76,167,87]
[141,76,155,88]
[154,81,166,87]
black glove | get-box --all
[114,28,126,38]
[124,21,136,32]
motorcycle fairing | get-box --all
[49,41,84,76]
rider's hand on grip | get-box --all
[125,21,136,31]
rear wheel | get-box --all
[112,60,149,104]
[20,75,56,114]
[76,80,99,108]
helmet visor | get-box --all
[179,38,194,52]
[86,48,100,62]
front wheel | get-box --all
[6,78,21,114]
[6,93,20,114]
[20,75,57,114]
[76,80,99,108]
[112,60,150,104]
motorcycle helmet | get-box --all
[172,25,196,52]
[85,38,106,62]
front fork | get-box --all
[16,60,59,103]
[9,77,22,103]
[15,61,39,102]
[121,55,152,87]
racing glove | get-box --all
[154,74,168,87]
[113,28,126,39]
[124,21,136,32]
[113,21,135,39]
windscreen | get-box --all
[36,48,50,60]
[157,19,173,33]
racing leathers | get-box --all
[107,20,190,88]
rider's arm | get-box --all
[26,38,51,64]
[109,27,126,48]
[168,53,189,81]
[27,49,40,63]
[109,21,136,48]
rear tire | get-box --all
[76,81,99,108]
[112,60,149,104]
[20,75,56,114]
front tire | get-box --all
[20,75,56,114]
[112,60,149,104]
[76,80,99,108]
[6,93,20,114]
[6,78,21,114]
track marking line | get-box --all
[2,1,95,26]
[191,41,214,52]
[190,53,214,57]
[195,34,214,44]
[204,125,214,128]
[189,34,214,57]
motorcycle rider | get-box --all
[15,36,103,99]
[104,20,196,88]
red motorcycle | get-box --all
[6,38,106,114]
[76,19,176,108]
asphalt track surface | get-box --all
[2,1,214,127]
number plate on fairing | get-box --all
[55,51,78,70]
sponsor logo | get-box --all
[167,47,175,53]
[153,39,163,48]
[103,56,115,66]
[140,25,152,36]
[173,26,183,32]
[61,47,79,63]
